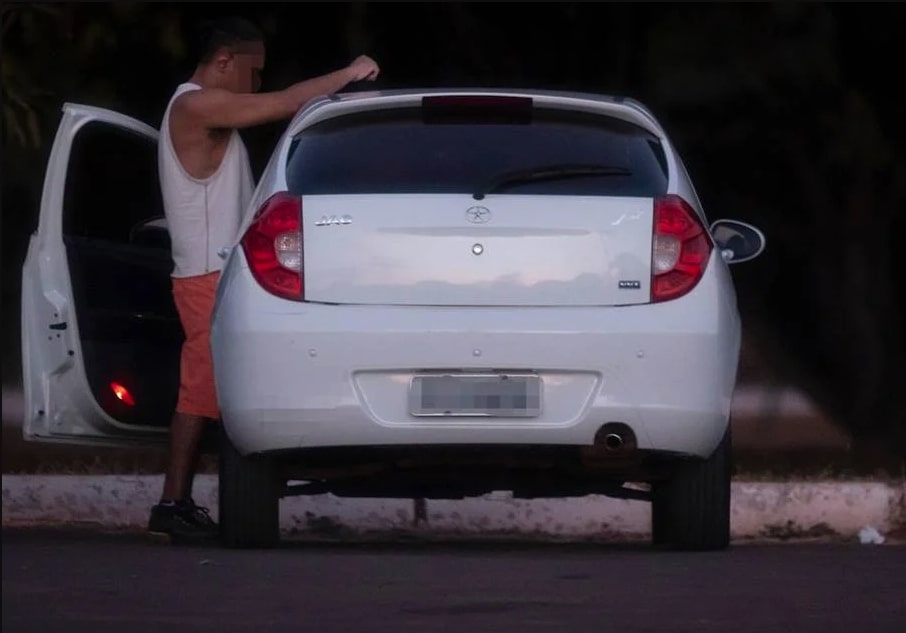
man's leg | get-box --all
[148,411,217,539]
[161,412,208,501]
[149,272,221,540]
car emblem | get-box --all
[315,215,352,226]
[465,206,491,224]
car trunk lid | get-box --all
[302,194,653,306]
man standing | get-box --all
[147,16,380,540]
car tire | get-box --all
[218,432,281,549]
[651,424,732,551]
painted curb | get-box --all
[3,475,904,541]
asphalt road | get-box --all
[3,527,904,633]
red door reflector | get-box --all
[110,382,135,406]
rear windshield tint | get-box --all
[286,104,668,197]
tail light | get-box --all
[651,195,712,302]
[241,192,304,301]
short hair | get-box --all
[193,17,264,64]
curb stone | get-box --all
[3,475,904,543]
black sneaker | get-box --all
[148,499,218,541]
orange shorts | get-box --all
[172,272,221,419]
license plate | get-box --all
[409,373,542,417]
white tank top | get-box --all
[158,82,254,278]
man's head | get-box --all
[194,17,265,93]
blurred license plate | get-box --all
[409,373,542,417]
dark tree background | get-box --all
[2,3,904,459]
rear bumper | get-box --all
[211,252,741,460]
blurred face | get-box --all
[214,40,265,93]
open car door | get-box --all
[22,103,181,447]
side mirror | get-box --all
[709,219,766,264]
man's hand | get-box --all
[347,55,380,82]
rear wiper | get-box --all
[473,164,632,200]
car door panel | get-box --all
[22,103,177,446]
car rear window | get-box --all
[285,101,668,197]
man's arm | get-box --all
[179,55,379,129]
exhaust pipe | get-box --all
[583,422,639,467]
[603,433,624,451]
[592,422,637,453]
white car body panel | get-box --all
[212,246,739,458]
[21,104,166,447]
[302,194,653,306]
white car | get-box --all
[21,89,765,551]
